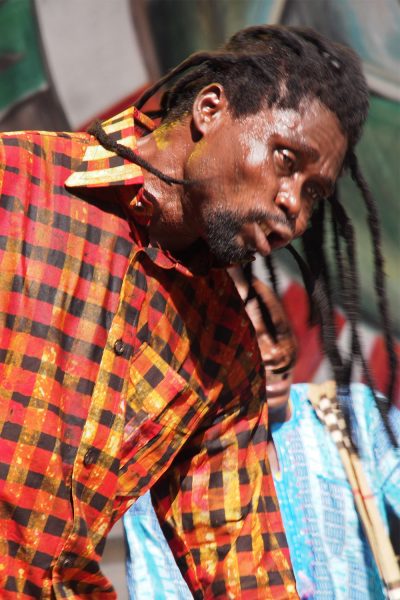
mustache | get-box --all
[242,210,295,231]
[206,208,294,233]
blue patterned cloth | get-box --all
[123,383,400,599]
[123,491,192,599]
[272,383,400,599]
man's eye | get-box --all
[305,183,325,203]
[275,148,296,174]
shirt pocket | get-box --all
[117,342,207,498]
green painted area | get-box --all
[147,0,276,72]
[0,0,46,115]
[338,95,400,333]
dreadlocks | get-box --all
[88,24,397,432]
[90,25,368,180]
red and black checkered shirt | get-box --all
[0,107,297,599]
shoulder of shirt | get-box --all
[349,382,400,438]
[302,381,383,430]
[290,382,374,415]
[0,130,91,155]
[0,130,90,143]
[0,130,90,187]
[348,382,381,417]
[290,381,376,410]
[289,383,309,402]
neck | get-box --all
[268,401,291,425]
[136,120,201,252]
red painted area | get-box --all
[365,336,400,406]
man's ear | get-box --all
[191,83,229,137]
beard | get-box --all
[203,210,255,266]
[203,207,287,266]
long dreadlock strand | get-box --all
[264,254,279,296]
[241,262,277,340]
[347,151,398,402]
[161,52,277,119]
[134,51,217,110]
[332,205,346,307]
[301,208,332,328]
[242,262,255,304]
[286,244,345,384]
[308,202,335,316]
[288,242,363,448]
[329,195,371,376]
[330,198,360,373]
[284,244,315,313]
[137,50,275,117]
[87,120,191,186]
[329,194,398,447]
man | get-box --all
[125,277,400,599]
[0,25,370,599]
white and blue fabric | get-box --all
[272,383,400,599]
[123,491,192,599]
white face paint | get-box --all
[246,139,268,167]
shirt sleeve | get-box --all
[150,326,298,600]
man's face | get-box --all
[185,97,347,265]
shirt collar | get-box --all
[65,106,218,277]
[65,106,155,190]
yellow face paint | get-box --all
[187,136,207,166]
[153,120,178,150]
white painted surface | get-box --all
[35,0,148,128]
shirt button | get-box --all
[83,448,97,467]
[113,339,125,356]
[61,555,74,569]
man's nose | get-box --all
[275,184,302,221]
[263,345,288,370]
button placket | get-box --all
[72,252,145,513]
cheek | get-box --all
[257,336,274,359]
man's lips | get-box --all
[242,219,294,257]
[239,222,272,256]
[253,222,271,255]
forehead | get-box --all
[274,99,346,145]
[245,97,344,136]
[236,98,348,172]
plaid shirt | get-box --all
[0,107,297,599]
